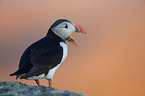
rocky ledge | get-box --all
[0,81,86,96]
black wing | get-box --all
[10,37,63,79]
[30,44,63,69]
[20,39,63,79]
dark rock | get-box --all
[0,81,87,96]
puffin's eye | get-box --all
[64,24,68,29]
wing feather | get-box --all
[30,45,63,69]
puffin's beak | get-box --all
[74,24,86,34]
[67,24,86,46]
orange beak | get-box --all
[67,24,86,46]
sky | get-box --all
[1,0,145,96]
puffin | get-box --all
[10,19,86,87]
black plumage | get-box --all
[10,29,65,79]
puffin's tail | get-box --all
[10,72,19,80]
[9,72,16,76]
[10,70,22,79]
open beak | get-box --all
[67,24,86,46]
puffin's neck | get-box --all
[46,29,65,43]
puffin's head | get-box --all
[50,19,86,46]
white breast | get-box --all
[45,42,68,80]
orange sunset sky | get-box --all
[1,0,145,96]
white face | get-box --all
[51,22,75,40]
